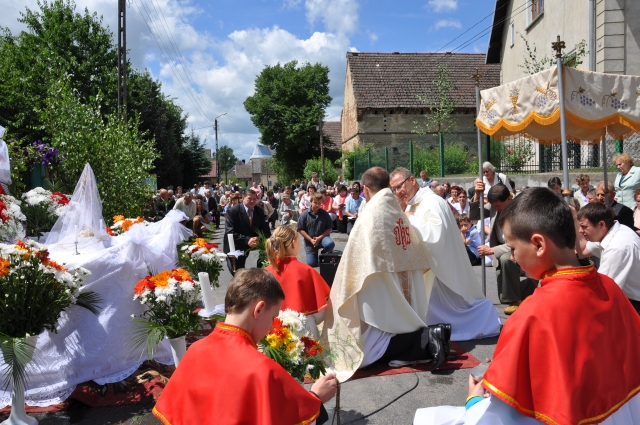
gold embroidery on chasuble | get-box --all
[399,271,411,304]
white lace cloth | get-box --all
[0,215,191,408]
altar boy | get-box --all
[153,268,337,425]
[414,187,640,425]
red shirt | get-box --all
[266,257,331,315]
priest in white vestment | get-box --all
[321,168,448,382]
[389,168,501,341]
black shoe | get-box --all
[437,323,452,358]
[427,325,446,372]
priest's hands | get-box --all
[467,374,489,399]
[310,372,338,403]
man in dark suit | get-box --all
[204,189,219,228]
[596,182,637,231]
[223,189,271,274]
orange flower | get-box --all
[195,238,208,248]
[134,278,149,295]
[171,268,192,282]
[15,240,28,252]
[113,215,125,223]
[0,258,10,277]
[151,270,173,288]
[121,219,134,232]
[135,216,144,223]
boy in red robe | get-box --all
[153,268,337,425]
[415,187,640,425]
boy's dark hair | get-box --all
[267,190,274,196]
[225,268,285,314]
[311,192,324,202]
[577,202,614,229]
[487,184,511,204]
[362,167,390,192]
[243,189,257,198]
[456,213,471,225]
[498,187,576,249]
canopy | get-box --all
[476,66,640,144]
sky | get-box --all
[1,0,497,163]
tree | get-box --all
[244,60,332,183]
[180,131,211,187]
[0,0,118,143]
[518,34,588,75]
[214,146,238,184]
[413,62,457,177]
[304,158,338,186]
[40,77,158,221]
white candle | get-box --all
[198,272,215,315]
[227,234,236,253]
[74,224,79,243]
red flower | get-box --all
[191,247,199,254]
[106,227,114,236]
[50,192,70,205]
[205,243,218,250]
[0,201,8,223]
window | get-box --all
[510,22,515,47]
[530,0,544,23]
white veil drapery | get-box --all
[45,163,108,248]
[0,125,12,193]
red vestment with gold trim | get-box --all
[483,264,640,425]
[266,257,330,315]
[153,323,320,425]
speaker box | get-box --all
[319,250,342,288]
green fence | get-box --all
[351,134,638,180]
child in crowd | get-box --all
[153,268,337,425]
[456,214,481,266]
[265,224,331,338]
[414,187,640,425]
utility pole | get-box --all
[117,0,127,122]
[317,117,325,175]
[214,112,227,184]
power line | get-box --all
[147,0,216,121]
[133,0,214,122]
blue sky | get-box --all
[2,0,496,164]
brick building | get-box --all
[341,52,500,153]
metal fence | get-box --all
[351,133,640,180]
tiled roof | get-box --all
[201,159,217,178]
[233,163,253,179]
[323,121,342,147]
[347,52,501,109]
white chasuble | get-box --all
[321,189,432,382]
[407,188,501,341]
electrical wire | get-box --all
[133,0,214,122]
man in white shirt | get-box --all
[575,202,640,314]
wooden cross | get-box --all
[552,35,566,58]
[471,68,482,86]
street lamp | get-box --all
[214,113,227,183]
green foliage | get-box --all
[335,144,375,181]
[413,144,475,176]
[502,140,535,172]
[177,241,224,286]
[414,63,457,136]
[303,158,338,186]
[21,203,57,239]
[518,34,589,74]
[39,77,158,221]
[244,60,332,183]
[0,335,35,392]
[215,146,238,183]
[3,138,41,194]
[181,131,212,187]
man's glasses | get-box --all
[392,177,410,193]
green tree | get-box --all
[214,146,238,183]
[180,131,211,187]
[413,63,457,177]
[303,158,338,186]
[518,34,588,74]
[244,60,332,183]
[39,77,158,221]
[0,0,118,143]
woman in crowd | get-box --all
[333,185,349,233]
[443,182,452,199]
[223,193,240,215]
[613,153,640,208]
[482,162,512,197]
[319,188,337,224]
[294,190,305,211]
[453,188,470,215]
[573,174,592,207]
[299,185,316,215]
[548,176,580,209]
[449,185,462,205]
[193,198,211,235]
[278,194,299,226]
[265,224,331,338]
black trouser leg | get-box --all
[226,256,246,276]
[377,329,429,363]
[628,298,640,315]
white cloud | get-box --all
[284,0,303,7]
[366,31,378,43]
[306,0,359,35]
[0,0,356,164]
[427,0,458,13]
[434,19,462,30]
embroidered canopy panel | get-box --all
[476,66,640,145]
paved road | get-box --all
[2,221,515,425]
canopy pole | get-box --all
[472,68,486,296]
[602,138,609,205]
[553,36,572,203]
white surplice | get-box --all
[407,188,501,341]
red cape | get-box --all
[266,257,330,315]
[153,323,320,425]
[483,264,640,425]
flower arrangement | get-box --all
[0,239,99,390]
[0,195,26,243]
[178,238,226,287]
[131,268,202,354]
[21,187,70,238]
[107,215,147,236]
[259,309,328,382]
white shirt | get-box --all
[587,221,640,301]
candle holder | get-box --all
[229,255,237,274]
[73,242,80,255]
